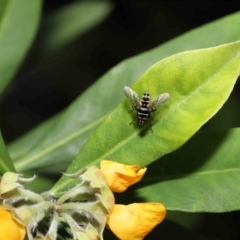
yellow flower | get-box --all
[0,206,26,240]
[101,160,166,239]
[100,160,147,192]
[107,203,166,240]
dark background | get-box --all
[0,1,240,239]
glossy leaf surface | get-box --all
[52,41,240,194]
[131,128,240,212]
[10,12,240,172]
[0,0,42,95]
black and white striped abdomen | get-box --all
[138,106,149,118]
[137,92,151,125]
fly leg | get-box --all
[129,106,137,125]
[128,105,135,113]
[130,115,138,125]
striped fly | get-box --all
[123,86,170,126]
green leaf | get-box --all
[113,126,240,212]
[0,130,15,174]
[52,41,240,194]
[9,113,61,161]
[10,12,240,172]
[36,1,112,53]
[128,128,240,212]
[0,0,42,95]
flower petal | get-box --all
[0,206,26,240]
[107,203,166,240]
[100,160,147,192]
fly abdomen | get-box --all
[137,107,150,125]
[137,92,151,125]
[138,112,149,118]
[138,107,149,115]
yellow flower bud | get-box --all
[107,203,166,240]
[100,160,147,192]
[0,206,26,240]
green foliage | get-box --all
[1,4,240,239]
[10,11,240,173]
[128,128,240,212]
[0,0,42,174]
[0,0,42,95]
[52,41,240,200]
[0,131,15,174]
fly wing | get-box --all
[149,93,170,111]
[123,86,140,109]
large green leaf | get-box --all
[127,128,240,212]
[0,130,15,174]
[0,0,42,95]
[10,12,240,172]
[35,1,112,53]
[52,41,240,195]
[9,113,61,161]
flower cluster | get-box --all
[0,168,114,240]
[100,160,166,240]
[0,160,166,240]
